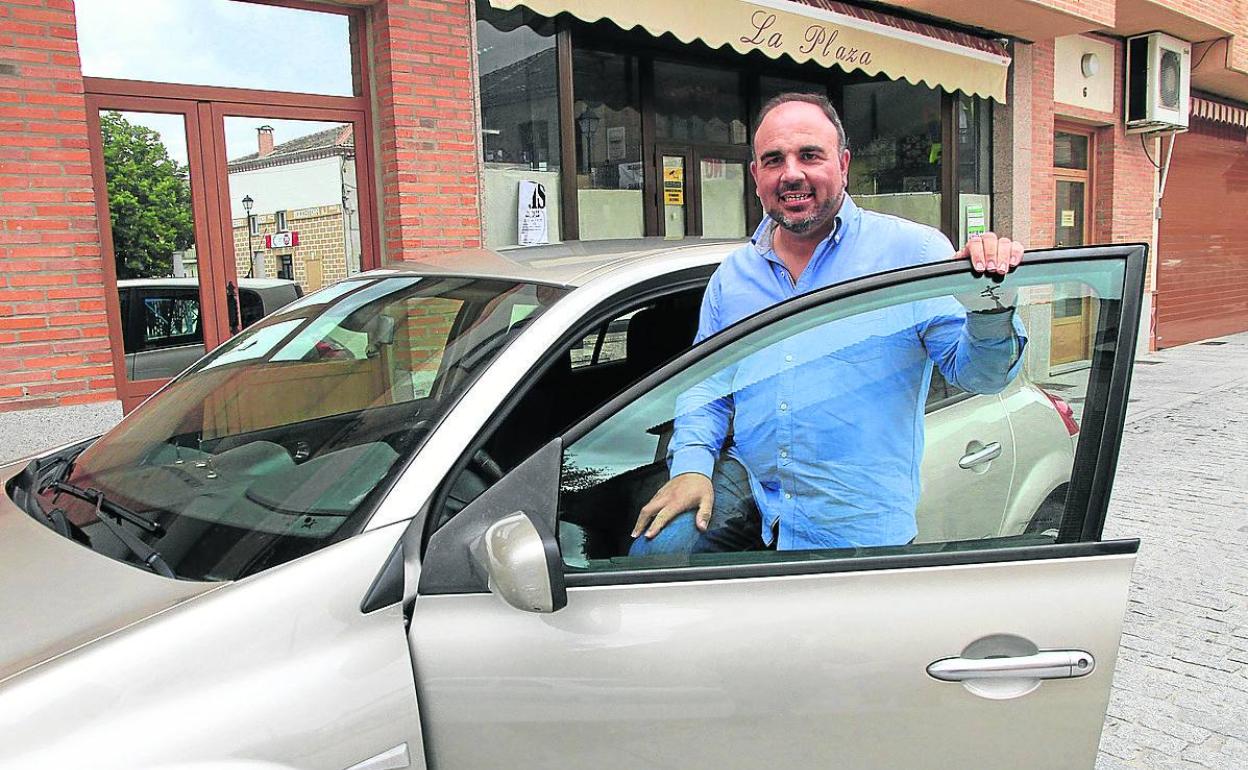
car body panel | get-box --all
[410,552,1134,769]
[916,387,1015,542]
[1001,384,1080,534]
[0,519,423,770]
[0,461,218,684]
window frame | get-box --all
[417,246,1147,596]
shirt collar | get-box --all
[751,194,860,263]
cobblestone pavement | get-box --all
[1096,332,1248,769]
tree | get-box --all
[100,111,195,279]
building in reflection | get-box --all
[227,124,361,293]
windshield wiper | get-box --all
[44,480,164,536]
[44,482,175,578]
[88,492,175,578]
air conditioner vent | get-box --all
[1125,32,1191,133]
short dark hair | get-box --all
[755,92,849,154]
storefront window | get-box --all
[758,76,828,112]
[843,80,943,229]
[654,62,748,145]
[574,50,644,240]
[477,6,562,247]
[957,94,992,243]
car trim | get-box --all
[560,539,1141,588]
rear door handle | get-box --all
[958,441,1002,469]
[928,650,1095,682]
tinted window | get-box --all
[239,289,265,329]
[140,290,202,351]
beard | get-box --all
[766,189,842,235]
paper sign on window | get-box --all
[518,180,549,246]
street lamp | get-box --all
[576,110,601,176]
[242,194,255,278]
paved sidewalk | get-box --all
[0,399,122,465]
[1096,331,1248,769]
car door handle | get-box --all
[927,650,1096,682]
[958,441,1002,469]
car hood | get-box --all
[0,461,220,684]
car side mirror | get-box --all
[472,510,567,613]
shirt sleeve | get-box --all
[668,277,733,479]
[918,231,1028,394]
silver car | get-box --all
[0,240,1144,769]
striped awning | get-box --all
[488,0,1012,102]
[1191,95,1248,129]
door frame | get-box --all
[1051,122,1097,372]
[85,95,227,409]
[651,143,756,239]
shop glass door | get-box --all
[214,106,373,297]
[697,153,750,239]
[87,99,228,408]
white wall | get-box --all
[228,156,344,219]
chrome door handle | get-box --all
[927,650,1095,682]
[958,441,1002,469]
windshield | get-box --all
[33,275,566,581]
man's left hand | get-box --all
[954,232,1024,276]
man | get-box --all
[631,92,1026,553]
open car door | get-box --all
[406,245,1146,769]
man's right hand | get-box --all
[633,472,714,539]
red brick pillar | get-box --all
[0,0,114,411]
[369,0,482,261]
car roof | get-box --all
[117,277,298,290]
[363,238,745,288]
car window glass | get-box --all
[557,260,1126,572]
[140,291,202,350]
[239,289,265,329]
[435,287,705,530]
[46,276,566,582]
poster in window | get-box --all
[518,180,549,246]
[605,126,626,162]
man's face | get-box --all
[750,102,851,236]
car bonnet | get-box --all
[0,460,220,684]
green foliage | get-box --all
[100,111,194,279]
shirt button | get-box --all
[779,450,788,458]
[780,402,788,411]
[785,492,793,500]
[785,354,793,363]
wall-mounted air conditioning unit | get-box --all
[1125,32,1191,133]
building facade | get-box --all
[1,0,1247,413]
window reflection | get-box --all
[574,50,644,240]
[225,117,361,295]
[843,81,943,228]
[477,3,562,247]
[654,62,747,145]
[76,0,355,96]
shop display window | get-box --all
[477,5,563,247]
[654,62,748,146]
[574,50,645,240]
[843,80,943,229]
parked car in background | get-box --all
[117,277,302,381]
[2,240,1145,769]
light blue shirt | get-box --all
[668,195,1026,549]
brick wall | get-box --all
[232,206,353,291]
[0,0,112,412]
[1029,38,1155,254]
[367,0,482,260]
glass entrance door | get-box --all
[697,156,749,239]
[655,145,753,240]
[88,99,226,409]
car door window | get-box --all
[556,257,1132,572]
[139,289,202,351]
